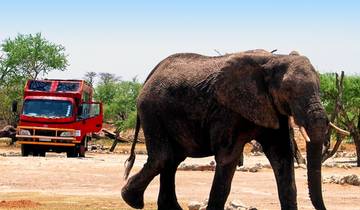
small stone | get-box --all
[199,206,207,210]
[255,163,263,169]
[249,167,258,173]
[262,164,272,169]
[299,164,307,169]
[188,201,202,210]
[229,200,247,208]
[237,166,249,172]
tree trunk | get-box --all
[353,132,360,167]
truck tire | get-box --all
[39,150,46,157]
[21,144,29,156]
[67,148,77,158]
[32,149,39,156]
[78,145,86,157]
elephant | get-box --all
[121,49,330,210]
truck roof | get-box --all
[24,79,93,101]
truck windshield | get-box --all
[22,99,73,118]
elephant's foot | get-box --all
[158,200,183,210]
[121,186,144,209]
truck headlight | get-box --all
[60,131,75,137]
[19,129,31,135]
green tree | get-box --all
[0,55,14,84]
[1,33,68,79]
[108,78,141,131]
[0,33,68,125]
[83,71,97,87]
[94,75,141,131]
[320,72,360,166]
[94,73,120,104]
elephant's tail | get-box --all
[124,114,141,180]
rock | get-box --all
[188,199,208,210]
[249,167,258,173]
[188,201,202,210]
[225,200,249,210]
[262,163,272,169]
[341,174,360,186]
[237,166,249,172]
[298,163,307,169]
[255,163,263,169]
[324,174,360,186]
[178,163,215,171]
[199,199,208,210]
[323,162,335,168]
[229,200,247,208]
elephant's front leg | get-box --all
[207,146,242,210]
[258,118,297,210]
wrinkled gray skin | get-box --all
[122,50,329,210]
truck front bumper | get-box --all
[16,126,80,147]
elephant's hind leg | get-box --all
[122,113,174,209]
[122,159,162,209]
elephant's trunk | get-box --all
[292,96,328,210]
[303,100,328,210]
[306,141,326,210]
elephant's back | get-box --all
[141,53,228,93]
[137,53,229,117]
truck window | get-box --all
[29,81,52,91]
[23,99,73,118]
[77,103,100,119]
[89,104,100,117]
[56,82,80,92]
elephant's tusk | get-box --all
[299,126,311,142]
[329,122,350,136]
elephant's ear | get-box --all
[214,56,279,129]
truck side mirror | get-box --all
[11,101,18,113]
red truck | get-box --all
[15,79,103,157]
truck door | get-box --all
[77,102,103,133]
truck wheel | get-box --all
[66,148,77,158]
[21,145,29,157]
[32,149,39,156]
[39,150,46,157]
[79,145,86,157]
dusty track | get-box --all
[0,146,359,210]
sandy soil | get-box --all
[0,145,359,210]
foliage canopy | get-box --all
[0,33,68,124]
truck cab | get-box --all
[16,79,103,157]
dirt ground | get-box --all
[0,144,359,210]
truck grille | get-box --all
[35,130,56,136]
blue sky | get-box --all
[1,0,359,81]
